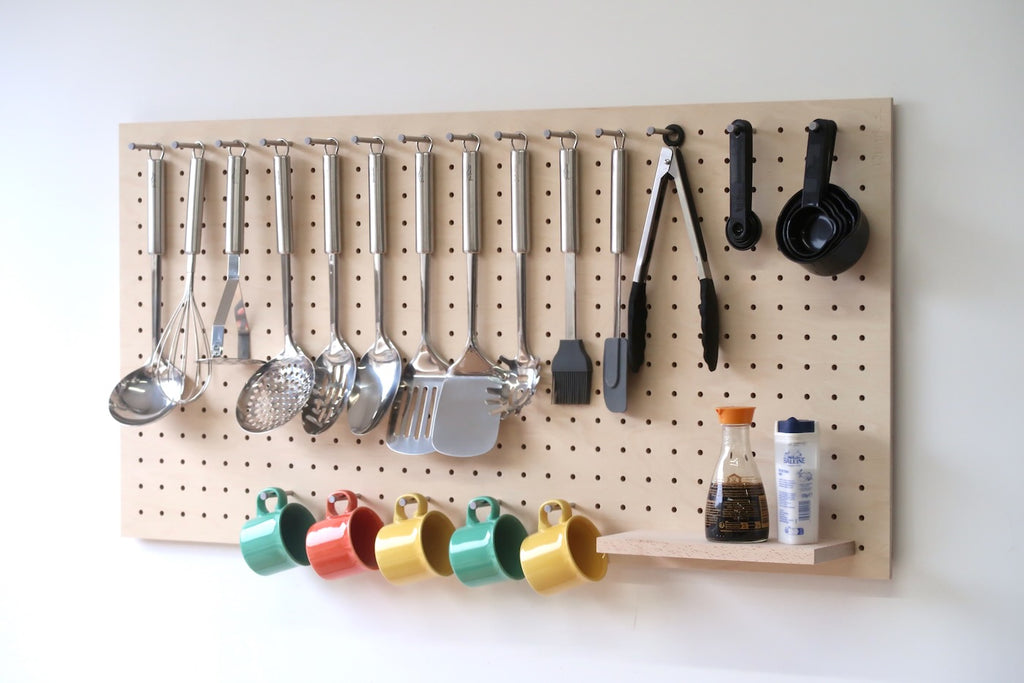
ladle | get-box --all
[109,144,182,424]
[347,136,403,435]
[236,139,315,433]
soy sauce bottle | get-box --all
[705,406,770,543]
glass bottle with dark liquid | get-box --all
[705,406,770,543]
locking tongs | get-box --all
[627,124,719,372]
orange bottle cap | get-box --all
[715,406,756,424]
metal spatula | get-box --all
[387,135,447,455]
[211,140,251,362]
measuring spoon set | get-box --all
[110,120,869,457]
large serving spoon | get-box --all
[302,137,356,434]
[110,143,182,424]
[347,136,402,435]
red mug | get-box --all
[305,490,384,579]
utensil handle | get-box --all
[414,149,433,254]
[225,154,245,255]
[147,157,165,255]
[510,147,529,254]
[367,150,386,255]
[699,277,719,371]
[609,146,625,255]
[184,155,205,255]
[627,280,647,372]
[559,147,579,254]
[802,119,837,207]
[323,152,341,254]
[273,153,293,255]
[728,120,754,221]
[462,149,480,254]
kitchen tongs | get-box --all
[627,124,718,372]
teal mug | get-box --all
[449,496,528,587]
[240,488,316,576]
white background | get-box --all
[2,1,1021,681]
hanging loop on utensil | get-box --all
[724,120,761,251]
[305,136,340,155]
[495,131,528,151]
[129,142,165,160]
[645,125,685,148]
[543,129,578,150]
[352,135,385,154]
[446,132,481,152]
[215,139,248,157]
[259,138,292,156]
[595,128,626,150]
[398,133,433,154]
[172,140,206,159]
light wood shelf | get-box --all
[597,531,856,565]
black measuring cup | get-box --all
[776,119,869,275]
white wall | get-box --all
[1,1,1021,681]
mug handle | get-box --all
[537,499,573,531]
[466,496,500,525]
[256,487,288,516]
[394,492,429,522]
[326,490,358,517]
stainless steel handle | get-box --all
[273,153,293,255]
[322,152,341,255]
[184,155,205,255]
[414,149,433,255]
[610,146,626,255]
[511,147,529,254]
[147,157,164,255]
[225,154,245,255]
[462,149,480,254]
[367,150,386,255]
[559,147,579,254]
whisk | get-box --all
[153,141,212,404]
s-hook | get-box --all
[627,124,719,373]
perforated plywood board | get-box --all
[117,98,892,579]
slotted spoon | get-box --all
[236,139,315,433]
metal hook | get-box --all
[351,135,385,154]
[171,140,206,159]
[645,124,685,147]
[595,128,626,149]
[259,138,292,156]
[305,136,341,155]
[543,501,578,513]
[259,489,296,501]
[495,131,528,151]
[215,139,248,158]
[397,495,432,507]
[446,132,481,152]
[543,129,579,150]
[468,498,503,511]
[398,133,433,154]
[128,142,166,160]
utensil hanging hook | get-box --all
[398,133,433,154]
[543,129,578,150]
[129,142,165,160]
[351,135,385,154]
[446,132,481,152]
[259,138,292,156]
[495,131,528,151]
[305,136,341,155]
[595,128,626,149]
[171,140,206,159]
[215,139,248,157]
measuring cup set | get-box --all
[239,488,608,595]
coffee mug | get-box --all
[520,499,608,595]
[240,487,316,576]
[374,493,455,585]
[305,490,384,580]
[449,496,528,587]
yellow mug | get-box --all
[520,499,608,595]
[374,493,455,585]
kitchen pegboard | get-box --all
[117,98,893,579]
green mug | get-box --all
[448,496,528,587]
[240,488,316,576]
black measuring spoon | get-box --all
[725,119,761,250]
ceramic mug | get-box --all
[449,496,528,587]
[374,493,455,585]
[519,499,608,595]
[305,490,384,580]
[239,487,316,576]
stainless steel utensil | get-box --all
[109,144,182,424]
[489,131,540,417]
[347,136,403,435]
[211,139,252,361]
[598,129,628,413]
[152,141,212,405]
[431,133,505,457]
[386,135,448,454]
[302,137,357,434]
[236,139,315,433]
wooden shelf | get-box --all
[597,531,856,565]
